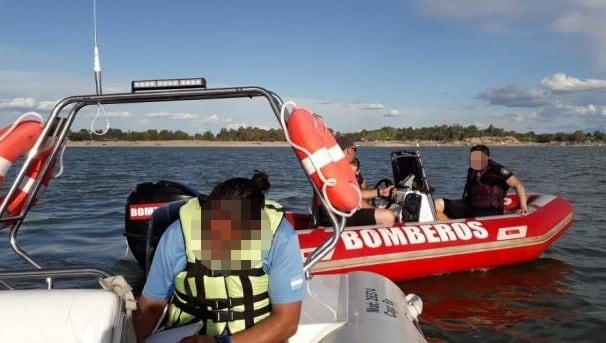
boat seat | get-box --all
[0,289,124,343]
[394,189,437,223]
[146,199,190,271]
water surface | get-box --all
[1,146,604,342]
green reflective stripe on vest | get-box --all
[165,198,284,336]
[179,198,202,262]
[263,199,284,229]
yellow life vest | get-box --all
[164,197,284,337]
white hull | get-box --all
[0,271,425,343]
[292,271,425,343]
[0,289,125,343]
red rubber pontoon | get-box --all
[126,150,574,282]
[287,192,574,282]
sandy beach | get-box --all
[65,140,292,148]
[65,137,536,148]
[64,140,466,148]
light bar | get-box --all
[131,77,207,92]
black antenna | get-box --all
[93,0,102,95]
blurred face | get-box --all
[470,150,488,171]
[344,146,356,163]
[200,198,262,262]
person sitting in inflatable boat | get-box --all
[316,136,396,227]
[434,144,528,219]
[134,171,305,343]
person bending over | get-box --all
[134,171,305,343]
[434,144,528,219]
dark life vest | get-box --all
[463,160,511,210]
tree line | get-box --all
[67,124,606,144]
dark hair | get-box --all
[251,169,270,194]
[209,170,270,205]
[470,144,490,156]
[202,171,270,242]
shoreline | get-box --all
[63,139,569,148]
[66,140,291,148]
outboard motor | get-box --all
[400,193,422,222]
[390,151,437,223]
[124,180,199,269]
[391,150,431,193]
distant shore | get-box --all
[64,139,558,148]
[65,140,291,148]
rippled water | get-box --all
[1,145,604,342]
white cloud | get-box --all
[358,103,384,110]
[472,71,606,132]
[490,112,525,122]
[200,114,232,124]
[550,4,606,67]
[105,111,132,119]
[416,0,606,69]
[37,100,57,110]
[0,97,59,113]
[227,123,247,130]
[223,122,272,131]
[476,85,552,107]
[552,102,606,116]
[540,72,606,92]
[173,113,198,120]
[383,110,401,117]
[316,100,334,105]
[145,111,198,120]
[0,97,37,109]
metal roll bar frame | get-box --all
[0,83,345,287]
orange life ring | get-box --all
[7,138,57,216]
[286,108,361,214]
[0,120,46,222]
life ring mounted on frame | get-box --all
[0,116,57,227]
[281,104,361,217]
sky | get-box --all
[1,0,606,135]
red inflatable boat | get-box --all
[287,193,573,281]
[125,151,574,282]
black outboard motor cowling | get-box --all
[391,150,432,193]
[124,180,199,269]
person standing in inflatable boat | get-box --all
[434,144,528,219]
[134,171,305,343]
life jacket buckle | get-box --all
[208,298,233,309]
[210,309,235,322]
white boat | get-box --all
[0,78,427,343]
